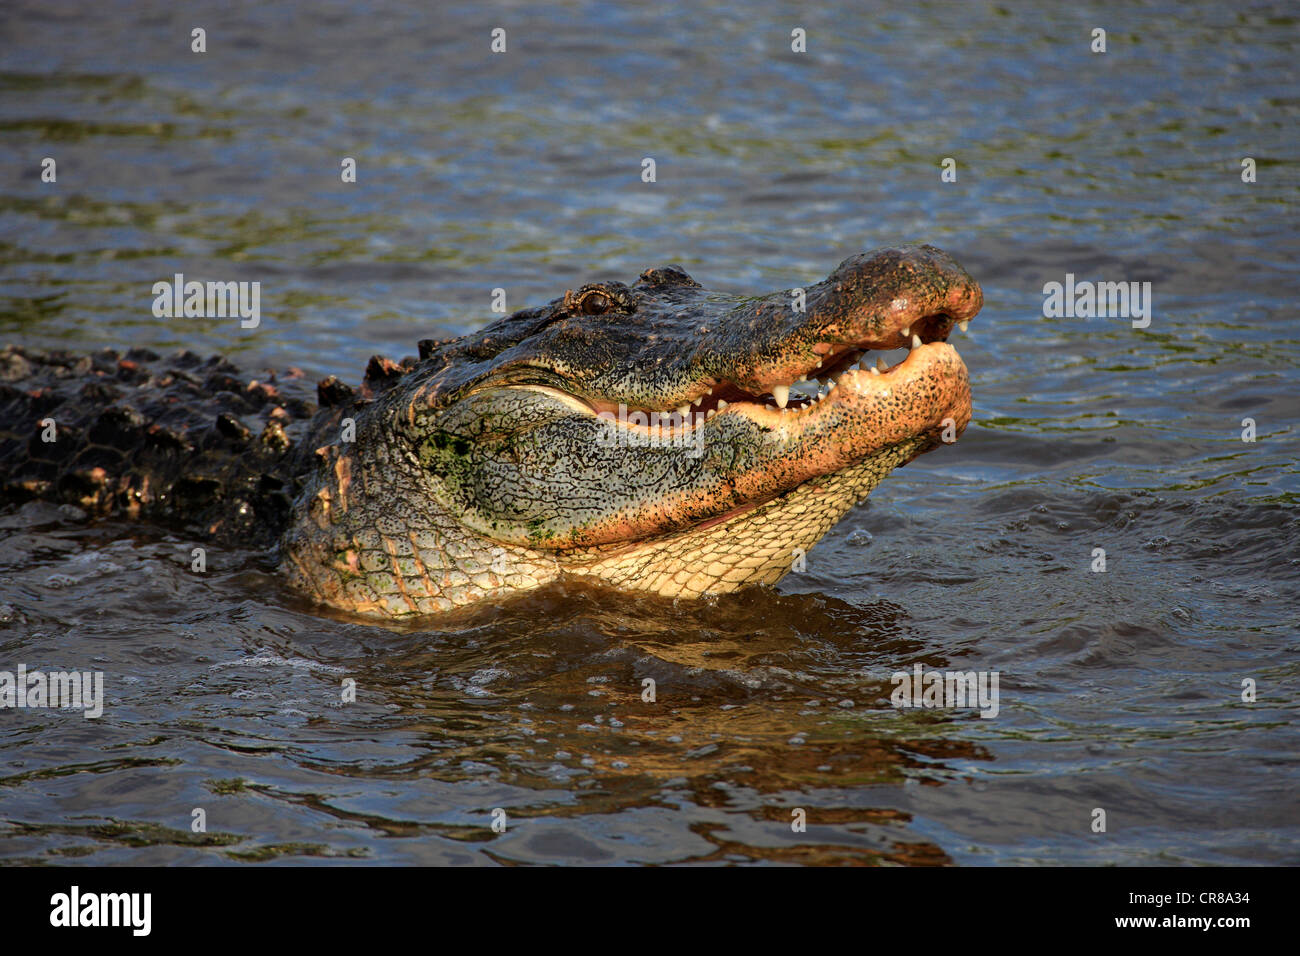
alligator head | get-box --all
[281,244,982,617]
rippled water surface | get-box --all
[0,1,1297,865]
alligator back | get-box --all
[0,345,329,546]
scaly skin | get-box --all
[0,347,319,545]
[0,245,982,618]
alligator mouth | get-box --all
[524,309,970,432]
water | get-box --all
[0,0,1296,865]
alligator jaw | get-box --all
[715,338,971,462]
[544,343,973,600]
[494,336,972,551]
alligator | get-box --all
[0,245,982,618]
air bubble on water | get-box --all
[209,654,346,674]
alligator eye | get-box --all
[578,291,612,315]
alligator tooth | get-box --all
[869,366,881,375]
[716,400,728,410]
[692,396,704,406]
[901,326,910,337]
[677,404,690,417]
[958,320,969,333]
[706,409,716,419]
[825,378,835,388]
[911,334,922,350]
[772,384,789,409]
